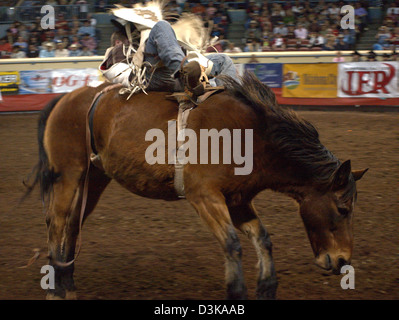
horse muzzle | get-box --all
[315,253,351,275]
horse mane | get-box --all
[220,72,340,187]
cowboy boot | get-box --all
[181,60,205,97]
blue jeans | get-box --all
[144,20,237,91]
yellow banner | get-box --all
[0,71,20,94]
[282,64,338,98]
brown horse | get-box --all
[26,73,367,300]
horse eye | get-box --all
[337,207,349,215]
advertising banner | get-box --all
[0,71,19,95]
[51,68,101,93]
[19,70,53,94]
[282,63,338,98]
[245,63,282,88]
[338,62,399,98]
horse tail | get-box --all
[22,93,66,204]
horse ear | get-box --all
[352,168,368,181]
[332,160,352,190]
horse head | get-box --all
[298,160,368,274]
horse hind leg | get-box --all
[46,166,111,300]
[228,203,278,300]
[187,189,247,300]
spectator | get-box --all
[54,42,69,57]
[332,51,345,62]
[308,16,321,33]
[270,3,285,24]
[328,3,340,16]
[258,12,273,32]
[0,37,13,57]
[10,45,26,59]
[95,0,107,13]
[70,35,81,49]
[224,42,242,53]
[248,54,259,63]
[308,32,325,48]
[39,42,55,58]
[182,2,191,14]
[342,29,355,50]
[294,23,308,40]
[367,51,377,62]
[374,26,392,50]
[389,27,399,50]
[273,21,288,36]
[335,34,349,50]
[261,31,271,50]
[206,1,218,18]
[291,1,304,16]
[13,36,28,52]
[78,45,94,56]
[78,20,96,38]
[354,3,368,30]
[391,51,398,61]
[244,38,262,52]
[191,2,205,15]
[68,44,81,56]
[323,35,336,50]
[272,33,286,50]
[286,24,296,40]
[54,28,69,43]
[18,23,29,41]
[381,53,391,61]
[55,13,69,31]
[80,33,97,53]
[283,8,296,25]
[245,20,261,38]
[87,13,97,27]
[28,35,41,47]
[351,50,362,62]
[26,44,39,58]
[76,0,89,20]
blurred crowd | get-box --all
[240,0,368,52]
[372,1,399,50]
[0,0,99,59]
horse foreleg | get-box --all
[187,189,247,300]
[229,202,278,300]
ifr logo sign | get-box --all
[340,265,355,289]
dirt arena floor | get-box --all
[0,109,397,300]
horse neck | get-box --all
[255,145,337,202]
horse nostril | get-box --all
[337,257,348,270]
[325,254,332,269]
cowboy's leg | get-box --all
[206,53,238,86]
[144,20,185,73]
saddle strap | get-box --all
[174,101,194,198]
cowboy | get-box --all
[99,12,237,97]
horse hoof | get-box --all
[46,293,65,300]
[65,291,78,300]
